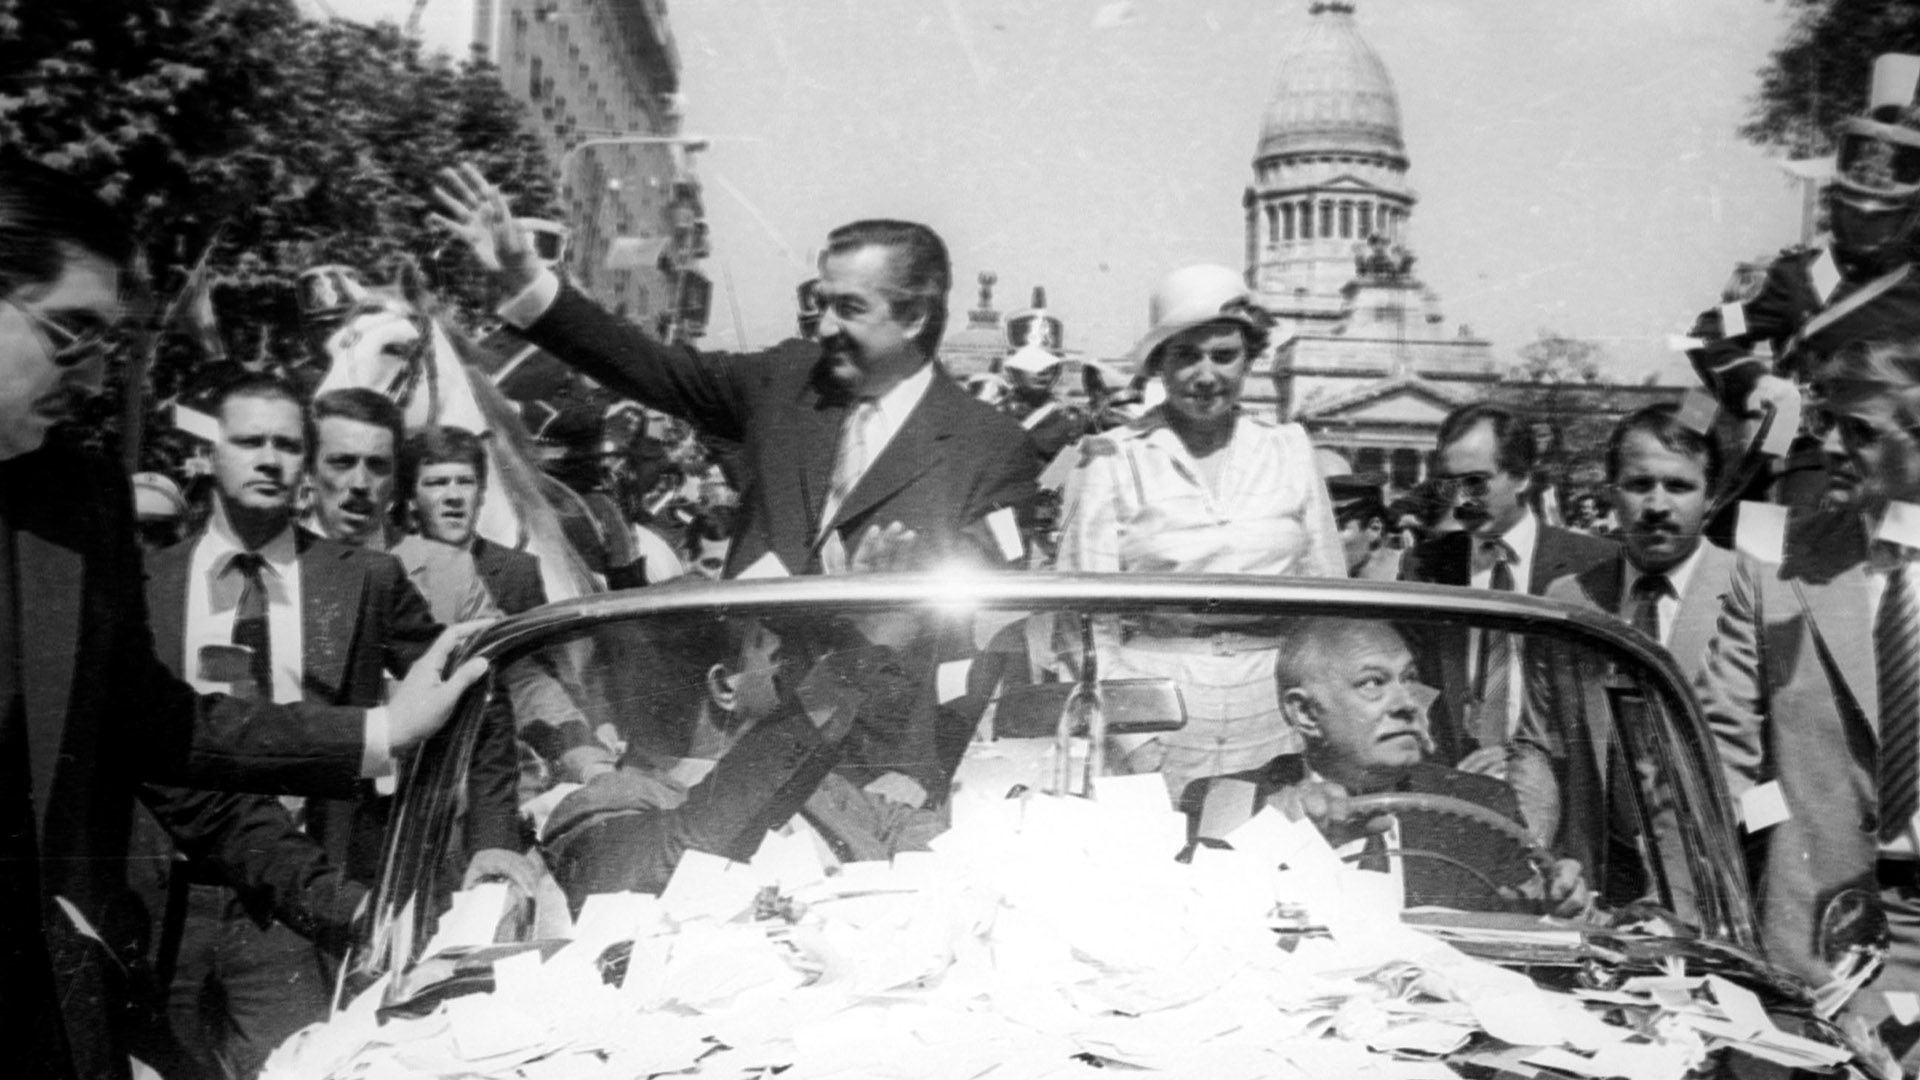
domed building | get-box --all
[1244,1,1499,489]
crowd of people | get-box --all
[15,45,1920,1080]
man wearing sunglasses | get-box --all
[1398,404,1615,781]
[1698,341,1920,1067]
[0,157,489,1080]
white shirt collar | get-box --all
[1624,542,1704,606]
[867,362,935,425]
[200,498,299,578]
[1497,508,1539,563]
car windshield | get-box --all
[312,575,1837,1078]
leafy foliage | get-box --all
[0,0,558,455]
[1741,0,1920,152]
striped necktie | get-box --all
[1879,556,1920,843]
[1475,539,1516,747]
[819,399,878,542]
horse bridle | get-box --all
[328,297,439,420]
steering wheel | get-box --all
[1344,791,1542,910]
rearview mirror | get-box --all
[991,679,1186,739]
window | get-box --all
[528,56,544,100]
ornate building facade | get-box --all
[1243,1,1499,487]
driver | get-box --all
[1195,617,1589,914]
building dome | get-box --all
[1256,2,1404,164]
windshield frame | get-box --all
[351,571,1760,1000]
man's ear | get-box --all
[1280,688,1318,738]
[706,663,737,714]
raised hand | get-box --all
[430,162,544,295]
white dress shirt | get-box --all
[185,503,305,705]
[1468,509,1538,738]
[183,502,390,778]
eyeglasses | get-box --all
[1430,473,1496,500]
[11,300,111,368]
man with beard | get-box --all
[1698,341,1920,1066]
[430,164,1040,578]
[1399,404,1615,772]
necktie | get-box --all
[1878,557,1920,843]
[819,399,878,542]
[1629,572,1672,642]
[1475,540,1516,747]
[230,552,273,701]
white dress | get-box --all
[1055,408,1344,798]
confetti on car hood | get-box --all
[263,781,1854,1080]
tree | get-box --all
[1741,0,1920,153]
[1495,330,1625,497]
[0,0,559,454]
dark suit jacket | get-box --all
[473,536,547,616]
[521,286,1042,576]
[1397,523,1618,763]
[140,529,455,887]
[1696,509,1883,985]
[1398,523,1619,593]
[1186,756,1528,907]
[0,448,367,1080]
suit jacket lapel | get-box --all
[1571,554,1625,617]
[821,370,959,537]
[145,542,193,677]
[1530,527,1581,593]
[1669,544,1734,683]
[300,533,364,704]
[15,526,78,830]
[1783,513,1878,728]
[750,375,845,572]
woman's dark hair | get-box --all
[0,156,134,295]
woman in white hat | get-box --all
[1056,264,1343,798]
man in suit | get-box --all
[431,164,1041,579]
[1186,617,1587,913]
[1544,402,1734,917]
[0,158,486,1080]
[139,375,465,1077]
[1399,403,1617,771]
[1699,340,1920,1065]
[394,425,546,618]
[392,425,607,782]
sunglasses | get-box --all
[1429,473,1496,500]
[12,300,112,368]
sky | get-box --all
[332,0,1809,382]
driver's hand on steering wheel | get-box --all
[1508,853,1593,919]
[1268,780,1393,848]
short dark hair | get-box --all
[823,219,950,353]
[310,387,404,461]
[1435,403,1534,478]
[209,373,309,450]
[1604,402,1722,487]
[0,157,134,297]
[399,425,489,497]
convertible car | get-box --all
[266,574,1892,1079]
